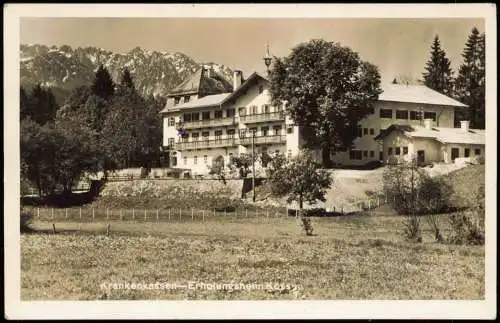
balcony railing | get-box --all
[173,135,287,150]
[174,138,238,150]
[239,112,285,123]
[177,117,236,129]
[238,135,286,146]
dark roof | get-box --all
[374,124,415,140]
[167,67,233,97]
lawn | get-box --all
[21,213,484,300]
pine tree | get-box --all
[422,35,454,96]
[454,27,485,129]
[91,65,115,100]
[120,68,135,90]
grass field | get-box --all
[21,213,484,300]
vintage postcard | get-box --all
[4,3,497,319]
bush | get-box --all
[448,210,485,245]
[298,213,314,236]
[402,215,422,242]
[20,209,35,233]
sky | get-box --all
[20,18,484,84]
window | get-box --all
[287,127,294,134]
[259,85,264,94]
[181,133,189,142]
[192,132,199,141]
[380,108,393,119]
[238,107,246,116]
[249,127,258,136]
[227,129,235,139]
[194,156,198,165]
[204,155,208,164]
[403,146,408,155]
[191,112,199,121]
[363,128,368,135]
[214,130,223,140]
[349,150,362,160]
[202,111,211,120]
[370,151,375,158]
[261,126,269,136]
[395,147,401,155]
[183,113,192,122]
[168,117,175,126]
[229,153,233,160]
[214,110,223,119]
[174,97,180,105]
[239,129,246,138]
[474,148,481,156]
[369,128,375,135]
[201,131,209,139]
[363,150,368,158]
[451,148,459,161]
[273,126,282,136]
[227,108,235,118]
[171,157,177,166]
[464,148,470,158]
[168,138,174,147]
[388,147,393,156]
[355,125,363,137]
[396,110,409,120]
[262,104,270,114]
[250,105,258,115]
[183,156,187,165]
[410,110,421,120]
[184,96,190,103]
[424,111,437,121]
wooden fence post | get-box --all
[213,208,216,217]
[191,208,194,221]
[202,210,205,222]
[156,209,159,223]
[168,209,171,221]
[106,223,110,236]
[37,207,40,218]
[52,223,56,234]
[51,208,54,221]
[92,208,95,221]
[79,208,82,221]
[132,208,135,222]
[144,209,147,222]
[106,208,109,222]
[179,208,182,221]
[245,209,248,218]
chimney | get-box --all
[206,66,212,79]
[423,118,433,130]
[460,120,470,132]
[233,70,243,91]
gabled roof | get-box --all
[220,72,269,105]
[160,93,231,113]
[375,124,485,145]
[167,67,233,97]
[379,84,468,107]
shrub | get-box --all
[402,215,422,242]
[298,212,314,236]
[448,210,484,245]
[20,209,35,233]
[140,167,150,179]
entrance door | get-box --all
[379,151,384,161]
[451,148,459,161]
[417,150,425,164]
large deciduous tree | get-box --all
[454,27,485,129]
[422,35,454,96]
[268,39,382,167]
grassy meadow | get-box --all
[20,164,486,300]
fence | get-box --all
[322,193,389,214]
[24,206,301,224]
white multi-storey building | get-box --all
[160,67,301,175]
[161,66,474,174]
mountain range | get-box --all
[20,44,234,103]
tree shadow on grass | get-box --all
[21,180,106,208]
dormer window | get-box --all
[174,97,180,105]
[184,96,190,103]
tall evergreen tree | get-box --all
[120,68,135,90]
[91,65,115,100]
[454,27,486,129]
[422,35,454,96]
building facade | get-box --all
[161,68,471,174]
[160,67,301,175]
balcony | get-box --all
[177,117,236,129]
[237,135,286,146]
[174,138,238,150]
[239,112,285,124]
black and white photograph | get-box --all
[4,3,496,319]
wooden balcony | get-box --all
[237,135,286,146]
[177,117,236,129]
[174,138,238,150]
[239,112,285,124]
